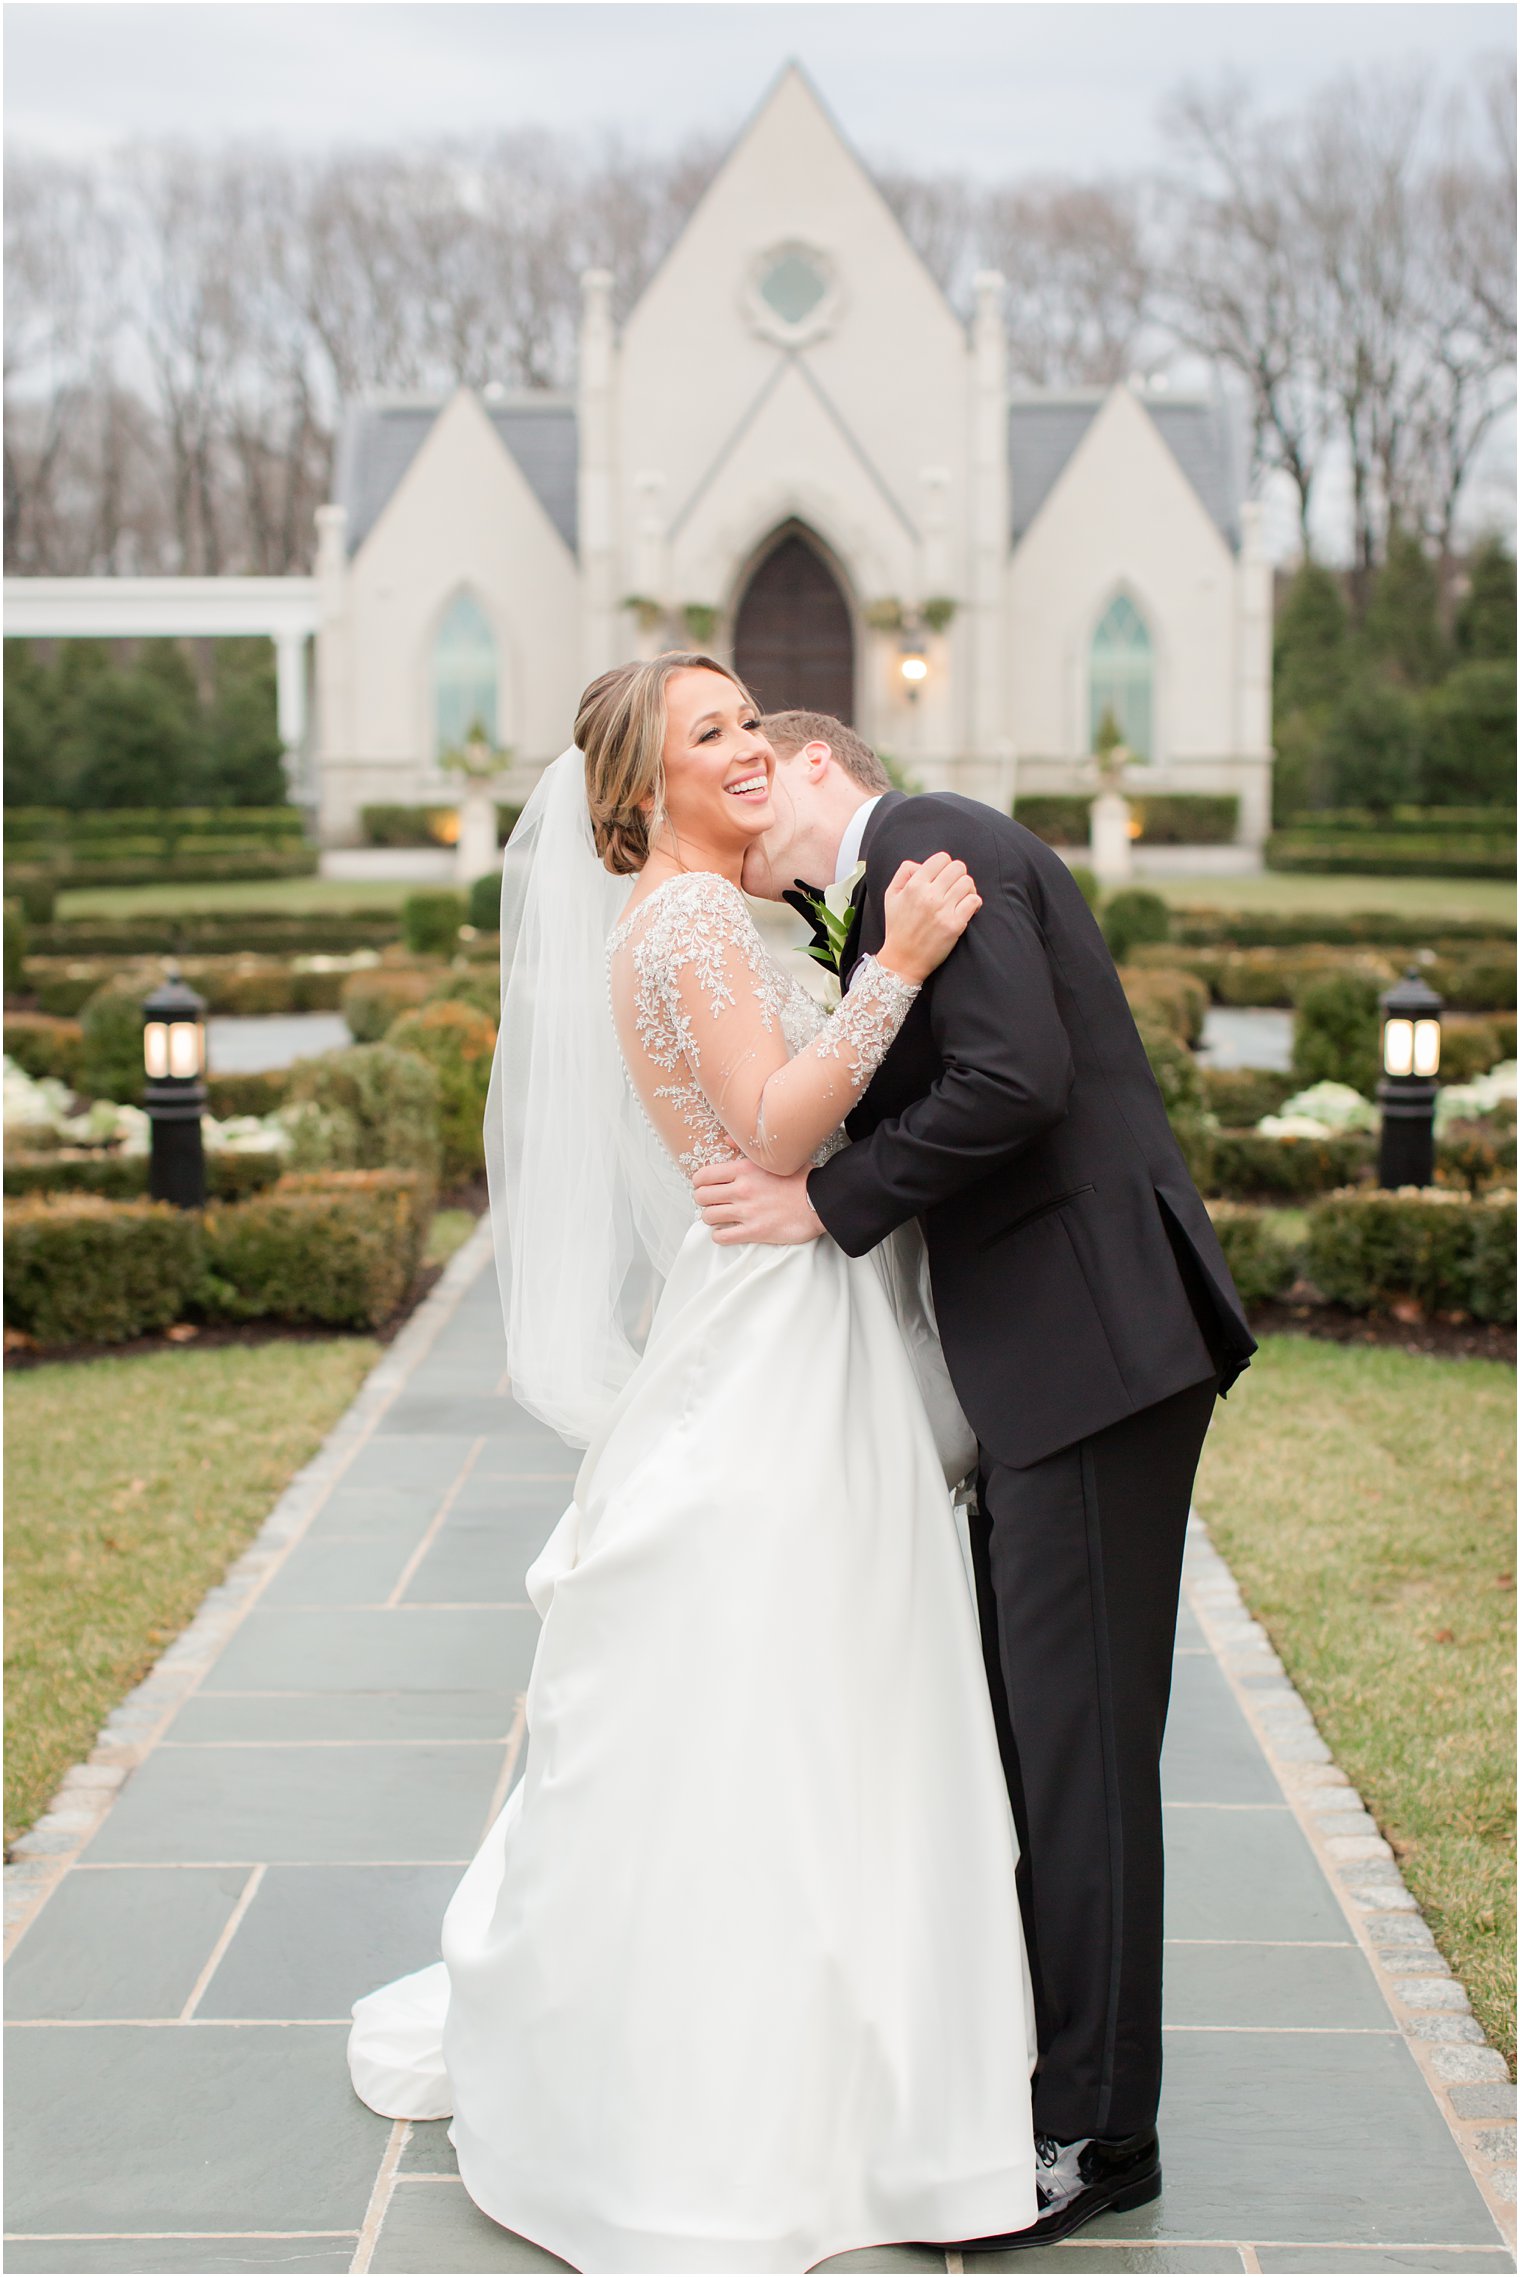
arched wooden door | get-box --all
[732,530,855,722]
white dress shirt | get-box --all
[834,795,884,885]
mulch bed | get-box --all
[1248,1298,1516,1365]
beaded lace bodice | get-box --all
[607,871,917,1182]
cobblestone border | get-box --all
[3,1220,497,1959]
[1184,1514,1517,2251]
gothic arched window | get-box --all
[433,592,498,756]
[1089,594,1153,761]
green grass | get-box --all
[1194,1337,1516,2066]
[57,875,422,917]
[54,867,1517,926]
[4,1338,378,1846]
[425,1208,480,1267]
[1147,871,1515,923]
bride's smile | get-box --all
[651,666,777,869]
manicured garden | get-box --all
[1194,1335,1517,2069]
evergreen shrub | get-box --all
[1119,966,1209,1046]
[3,1195,203,1346]
[1102,889,1171,963]
[467,869,503,931]
[1291,974,1382,1097]
[4,903,27,993]
[1208,1130,1375,1200]
[1204,1202,1302,1306]
[198,1169,430,1330]
[79,977,151,1106]
[282,1045,442,1187]
[1306,1188,1517,1322]
[341,968,434,1042]
[1198,1067,1295,1125]
[3,1014,84,1086]
[387,1000,497,1184]
[402,891,467,959]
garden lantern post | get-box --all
[1376,967,1443,1190]
[142,966,208,1209]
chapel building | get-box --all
[312,64,1274,851]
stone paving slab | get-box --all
[5,1228,1512,2275]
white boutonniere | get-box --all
[794,859,867,986]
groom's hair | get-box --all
[761,711,892,795]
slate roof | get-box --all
[334,394,579,556]
[1009,390,1240,552]
[333,383,1236,567]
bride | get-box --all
[348,652,1039,2272]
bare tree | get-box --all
[1397,59,1518,604]
[1155,81,1337,551]
[3,153,124,569]
[875,166,981,305]
[983,179,1154,387]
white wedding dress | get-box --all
[349,869,1039,2272]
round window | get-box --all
[757,248,829,327]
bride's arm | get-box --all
[658,868,978,1177]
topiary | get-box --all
[3,1193,204,1346]
[467,867,503,931]
[79,975,153,1105]
[3,1013,84,1086]
[402,889,467,959]
[1204,1202,1302,1306]
[281,1044,441,1189]
[1119,965,1209,1047]
[198,1169,430,1329]
[4,901,27,996]
[1136,1019,1214,1190]
[1291,972,1382,1099]
[427,966,500,1022]
[1102,888,1170,964]
[339,967,433,1043]
[387,999,497,1186]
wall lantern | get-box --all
[1377,966,1443,1190]
[142,965,208,1209]
[898,633,928,697]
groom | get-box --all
[693,711,1257,2249]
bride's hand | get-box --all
[877,854,982,986]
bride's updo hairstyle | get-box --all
[577,651,754,876]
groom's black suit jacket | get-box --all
[806,792,1256,1470]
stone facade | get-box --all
[314,65,1273,851]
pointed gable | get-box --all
[336,392,578,557]
[1010,388,1239,553]
[619,62,969,600]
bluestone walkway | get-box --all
[5,1229,1513,2275]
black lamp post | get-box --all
[142,966,208,1208]
[1377,966,1443,1190]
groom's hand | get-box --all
[693,1159,825,1246]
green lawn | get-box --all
[425,1207,480,1267]
[54,868,1517,927]
[1194,1336,1516,2067]
[57,875,423,917]
[1147,871,1515,923]
[4,1338,378,1846]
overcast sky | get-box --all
[5,1,1513,178]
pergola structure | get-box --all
[1,576,320,802]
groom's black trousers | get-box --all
[970,1372,1218,2145]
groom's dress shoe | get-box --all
[951,2127,1161,2251]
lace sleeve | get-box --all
[647,874,918,1176]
